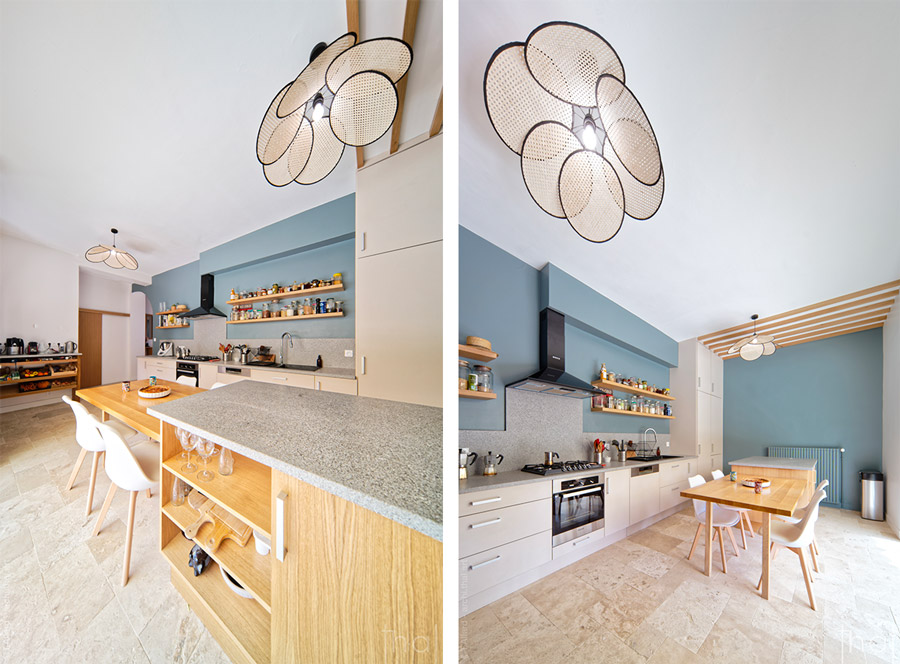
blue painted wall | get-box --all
[133,261,199,344]
[724,328,883,510]
[460,227,675,433]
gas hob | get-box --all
[521,460,604,476]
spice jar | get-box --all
[333,273,343,285]
[335,300,344,312]
[326,297,336,313]
[458,360,470,390]
[474,365,493,393]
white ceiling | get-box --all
[0,0,442,284]
[460,0,900,341]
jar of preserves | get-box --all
[458,360,470,390]
[333,273,343,285]
[326,297,336,312]
[474,365,493,393]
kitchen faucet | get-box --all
[280,332,293,365]
[641,427,658,455]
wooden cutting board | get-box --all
[186,489,252,552]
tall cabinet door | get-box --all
[604,469,630,534]
[710,396,723,456]
[356,241,442,406]
[697,391,712,458]
[271,470,442,663]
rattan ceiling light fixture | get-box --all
[728,314,777,361]
[256,33,412,186]
[484,21,664,243]
[84,228,139,270]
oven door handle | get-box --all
[558,485,604,499]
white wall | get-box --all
[78,268,134,383]
[0,233,79,348]
[78,268,132,312]
[883,306,900,536]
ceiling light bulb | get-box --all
[311,95,325,122]
[582,118,597,150]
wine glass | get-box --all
[195,437,216,482]
[180,430,197,473]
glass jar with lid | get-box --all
[458,360,470,390]
[474,365,493,393]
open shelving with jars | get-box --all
[459,338,498,400]
[589,406,674,420]
[590,378,675,401]
[225,312,343,325]
[0,356,80,400]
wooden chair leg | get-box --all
[813,538,819,555]
[92,483,117,536]
[794,546,816,610]
[726,526,740,557]
[809,543,819,574]
[688,523,703,560]
[716,527,728,573]
[146,488,152,499]
[738,514,748,549]
[122,491,138,587]
[744,512,756,538]
[66,448,88,491]
[85,451,101,518]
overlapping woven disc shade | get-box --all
[85,229,139,270]
[257,33,412,186]
[484,21,664,242]
[727,315,777,360]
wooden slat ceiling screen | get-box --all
[698,280,899,359]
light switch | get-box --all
[344,349,353,357]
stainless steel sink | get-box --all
[277,363,318,372]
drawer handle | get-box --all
[572,535,591,546]
[671,465,680,469]
[470,517,501,529]
[275,491,287,562]
[272,376,288,381]
[471,497,502,506]
[470,555,501,570]
[672,486,682,491]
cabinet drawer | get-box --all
[629,472,660,525]
[660,479,690,512]
[249,369,315,389]
[459,498,550,559]
[459,482,551,518]
[551,528,604,560]
[314,376,357,395]
[459,530,550,600]
[659,461,689,486]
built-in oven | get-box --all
[552,474,604,547]
[175,361,198,387]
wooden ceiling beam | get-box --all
[429,89,442,137]
[346,0,364,168]
[723,321,886,358]
[389,0,420,154]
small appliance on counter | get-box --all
[5,338,24,355]
[483,451,504,476]
[64,340,77,353]
[459,448,477,480]
[158,341,174,356]
[26,341,40,354]
[175,345,190,359]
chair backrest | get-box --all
[96,422,153,491]
[688,474,707,519]
[210,382,227,389]
[711,469,725,480]
[176,375,197,387]
[793,489,827,547]
[62,395,105,452]
[816,479,829,492]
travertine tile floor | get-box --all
[0,401,231,663]
[460,491,900,663]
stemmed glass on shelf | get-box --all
[177,428,196,473]
[194,435,217,482]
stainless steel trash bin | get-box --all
[860,470,884,521]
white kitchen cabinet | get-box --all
[710,395,723,455]
[197,364,218,389]
[459,483,550,518]
[629,468,660,525]
[697,391,712,457]
[214,369,248,385]
[711,453,723,475]
[139,358,175,382]
[459,530,551,601]
[659,479,690,512]
[604,469,630,534]
[697,342,712,394]
[314,376,357,395]
[710,353,724,398]
[249,369,315,389]
[459,499,550,558]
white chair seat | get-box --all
[687,474,741,573]
[698,504,741,528]
[129,442,161,484]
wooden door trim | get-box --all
[79,308,130,317]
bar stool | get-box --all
[687,475,741,573]
[92,422,160,586]
[61,395,139,517]
[711,469,752,549]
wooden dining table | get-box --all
[76,379,204,442]
[681,475,808,599]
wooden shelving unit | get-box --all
[591,378,675,401]
[459,388,497,400]
[226,312,343,325]
[158,307,190,315]
[590,406,674,420]
[155,325,190,329]
[458,343,498,362]
[0,356,80,401]
[0,370,76,386]
[227,283,343,305]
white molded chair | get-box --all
[687,474,741,573]
[757,489,827,610]
[210,382,227,389]
[176,375,197,387]
[711,468,753,549]
[92,422,160,586]
[776,479,829,571]
[62,395,138,517]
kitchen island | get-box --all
[729,455,817,526]
[148,380,442,664]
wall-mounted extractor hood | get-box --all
[507,308,606,399]
[182,273,226,319]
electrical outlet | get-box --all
[344,350,353,357]
[665,440,670,447]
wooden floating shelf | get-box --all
[590,407,674,420]
[163,498,271,613]
[0,383,77,399]
[0,371,77,386]
[155,325,190,329]
[0,358,78,366]
[227,284,343,305]
[226,312,343,325]
[591,378,675,401]
[458,344,498,362]
[158,308,190,315]
[459,389,497,400]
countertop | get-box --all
[137,356,355,380]
[729,456,817,471]
[459,455,698,493]
[2,353,81,359]
[147,380,441,541]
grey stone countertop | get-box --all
[147,380,441,541]
[729,456,817,470]
[459,455,698,494]
[137,356,354,380]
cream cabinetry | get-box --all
[197,364,218,389]
[629,468,660,525]
[138,357,176,382]
[313,376,357,395]
[604,469,630,535]
[249,369,314,389]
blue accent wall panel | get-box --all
[724,328,883,511]
[134,261,199,348]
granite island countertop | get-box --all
[148,380,441,541]
[729,456,817,471]
[137,355,355,380]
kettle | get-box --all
[64,341,77,353]
[483,451,504,476]
[459,448,478,480]
[176,346,190,359]
[543,451,560,466]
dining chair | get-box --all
[176,375,198,387]
[757,489,827,610]
[711,468,752,549]
[91,422,160,586]
[61,395,139,517]
[687,474,741,573]
[775,479,828,571]
[210,382,227,389]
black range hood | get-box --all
[183,273,227,320]
[507,308,606,399]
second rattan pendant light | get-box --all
[484,22,664,242]
[257,33,412,186]
[728,315,777,361]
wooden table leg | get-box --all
[704,501,713,576]
[102,411,109,422]
[761,512,771,599]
